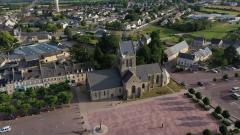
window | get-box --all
[156,75,160,84]
[132,86,136,94]
[95,92,97,97]
[142,84,145,89]
[104,91,106,96]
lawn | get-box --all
[189,22,240,40]
[128,24,180,43]
[141,80,183,99]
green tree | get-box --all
[215,106,222,114]
[235,120,240,128]
[21,103,31,115]
[80,20,87,26]
[224,45,238,64]
[203,129,212,135]
[36,87,48,99]
[12,91,25,100]
[98,34,120,54]
[195,92,202,100]
[137,45,151,64]
[223,74,228,80]
[222,110,230,119]
[219,125,228,135]
[44,96,58,109]
[203,97,210,106]
[188,88,195,94]
[70,45,91,63]
[25,88,37,98]
[0,93,10,103]
[0,31,17,52]
[57,92,73,105]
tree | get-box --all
[203,129,212,135]
[235,73,239,77]
[80,20,87,26]
[215,106,222,114]
[219,125,228,135]
[150,31,160,41]
[203,97,210,106]
[98,34,120,54]
[70,45,91,63]
[224,45,238,64]
[12,91,25,100]
[0,31,17,52]
[235,120,240,128]
[223,74,228,80]
[36,87,48,99]
[21,103,31,115]
[137,45,151,64]
[195,92,202,100]
[25,88,37,98]
[213,78,217,82]
[222,110,230,119]
[188,88,195,94]
[0,93,10,103]
[57,92,73,105]
[186,133,192,135]
[44,96,58,109]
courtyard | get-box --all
[86,93,218,135]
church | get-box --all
[86,41,170,101]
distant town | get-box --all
[1,0,240,135]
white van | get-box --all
[0,126,11,133]
[231,93,240,100]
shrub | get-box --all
[219,125,228,135]
[186,133,192,135]
[215,106,222,114]
[235,120,240,128]
[213,78,217,82]
[222,119,231,126]
[188,88,195,94]
[235,73,239,77]
[203,97,210,106]
[223,74,228,80]
[222,110,230,119]
[195,92,202,100]
[203,129,212,135]
[212,112,222,120]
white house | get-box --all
[177,53,197,70]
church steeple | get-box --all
[118,41,136,76]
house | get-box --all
[164,40,189,61]
[141,34,152,45]
[194,47,212,61]
[211,38,223,48]
[4,19,16,28]
[177,53,197,70]
[87,40,170,101]
[192,37,206,47]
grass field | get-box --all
[128,24,180,43]
[190,22,240,39]
[200,7,240,15]
[133,22,240,42]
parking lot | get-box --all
[172,71,240,118]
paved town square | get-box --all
[87,93,218,135]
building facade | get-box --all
[87,41,170,101]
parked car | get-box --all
[211,69,218,73]
[0,126,11,133]
[197,81,204,86]
[231,93,240,100]
[230,87,240,93]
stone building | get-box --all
[87,41,170,101]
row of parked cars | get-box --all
[0,126,11,133]
[230,87,240,100]
[210,66,238,74]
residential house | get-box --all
[164,40,189,61]
[211,38,223,48]
[177,53,197,70]
[192,37,206,48]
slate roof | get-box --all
[211,38,222,45]
[136,63,162,82]
[165,41,189,56]
[178,53,195,60]
[87,69,123,91]
[122,70,134,83]
[119,41,135,56]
